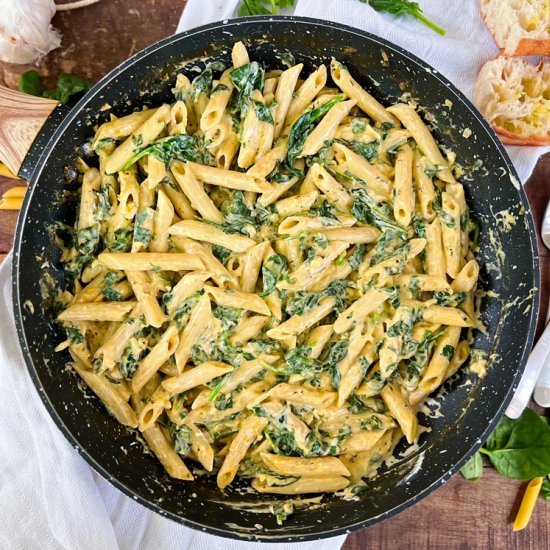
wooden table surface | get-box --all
[1,1,549,547]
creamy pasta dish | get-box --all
[55,42,482,499]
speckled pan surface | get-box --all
[12,16,539,542]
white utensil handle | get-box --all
[505,320,550,419]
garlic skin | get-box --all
[0,0,62,64]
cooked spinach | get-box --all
[434,291,467,307]
[287,94,345,167]
[103,271,123,302]
[351,187,405,233]
[133,208,154,247]
[252,98,275,124]
[110,226,133,252]
[213,305,242,331]
[96,184,112,220]
[271,502,295,526]
[214,394,234,411]
[348,244,366,271]
[347,393,373,414]
[339,139,379,162]
[285,291,322,317]
[230,62,265,117]
[211,245,232,265]
[121,134,214,171]
[441,344,455,360]
[66,325,84,345]
[77,225,100,256]
[260,254,288,297]
[170,423,193,456]
[351,118,367,134]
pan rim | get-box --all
[11,15,541,542]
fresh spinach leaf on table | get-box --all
[462,409,550,483]
[19,70,92,105]
[238,0,295,16]
[479,408,550,480]
[460,451,483,481]
[360,0,446,36]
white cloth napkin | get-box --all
[0,254,345,549]
[177,0,549,184]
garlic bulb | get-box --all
[0,0,61,64]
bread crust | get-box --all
[481,4,550,57]
[512,38,550,57]
[493,126,550,146]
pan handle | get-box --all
[0,86,59,177]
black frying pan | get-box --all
[8,16,540,542]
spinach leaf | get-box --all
[351,187,405,233]
[66,326,85,345]
[282,346,324,377]
[316,200,339,221]
[110,227,133,252]
[133,208,154,247]
[43,72,92,105]
[541,477,550,502]
[190,68,213,101]
[267,160,299,183]
[103,271,123,302]
[230,62,265,116]
[174,291,203,329]
[238,0,296,16]
[339,139,379,162]
[271,502,294,526]
[96,184,112,221]
[260,254,288,297]
[77,225,100,256]
[170,423,193,456]
[347,393,373,414]
[325,340,349,388]
[118,341,148,380]
[348,244,366,271]
[224,190,257,233]
[213,305,242,331]
[253,99,275,124]
[324,280,354,313]
[362,0,446,36]
[434,291,467,307]
[121,134,214,171]
[479,408,550,480]
[441,345,455,360]
[20,70,92,105]
[285,291,322,317]
[460,451,483,481]
[287,94,345,166]
[19,70,43,96]
[352,118,366,134]
[265,426,302,456]
[214,394,233,411]
[211,245,232,265]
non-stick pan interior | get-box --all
[13,17,539,541]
